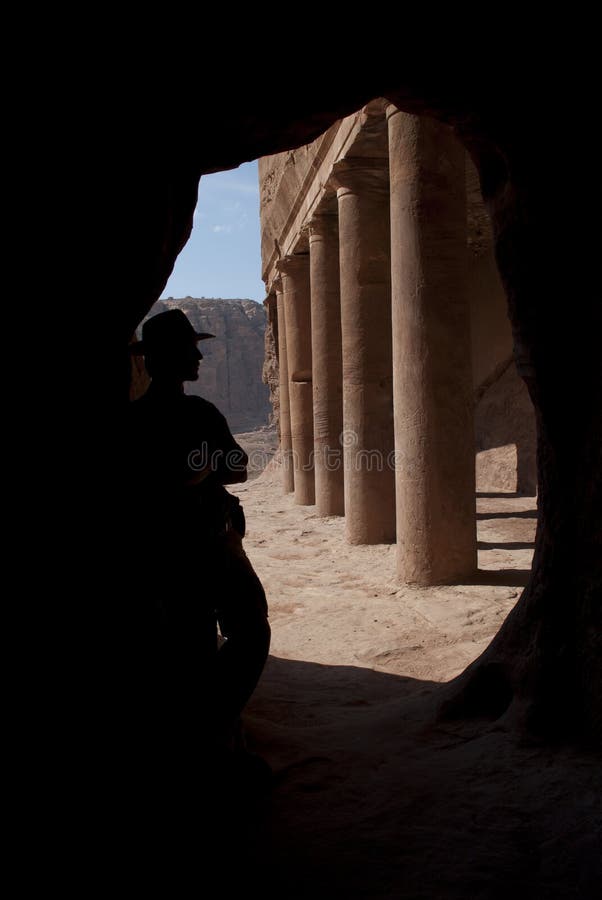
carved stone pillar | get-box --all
[309,212,344,516]
[275,277,294,493]
[332,158,396,544]
[387,106,477,583]
[277,254,315,505]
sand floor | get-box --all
[221,462,601,899]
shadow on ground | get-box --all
[460,568,532,587]
[477,541,535,551]
[476,509,538,521]
[235,655,601,900]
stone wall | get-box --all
[136,297,271,432]
[466,155,514,389]
[466,155,537,493]
[259,134,336,275]
[259,148,312,268]
[475,361,537,494]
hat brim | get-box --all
[129,331,216,355]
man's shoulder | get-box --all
[184,394,216,410]
[128,392,220,423]
[184,394,224,419]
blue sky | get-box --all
[160,160,265,303]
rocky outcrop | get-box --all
[139,297,270,432]
[129,352,150,402]
[262,294,279,428]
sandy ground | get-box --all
[223,457,601,899]
[234,425,278,480]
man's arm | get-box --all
[216,441,248,484]
[198,399,248,484]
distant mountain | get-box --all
[143,297,270,432]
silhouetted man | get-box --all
[127,308,271,780]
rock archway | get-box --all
[107,72,600,744]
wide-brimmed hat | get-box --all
[129,308,215,355]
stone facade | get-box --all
[259,101,537,584]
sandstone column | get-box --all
[275,277,294,493]
[309,211,344,516]
[332,158,396,544]
[277,254,315,505]
[387,106,477,583]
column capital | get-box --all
[386,104,418,144]
[308,211,338,241]
[272,273,283,294]
[385,102,403,121]
[331,157,389,197]
[276,253,310,278]
[361,97,389,121]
